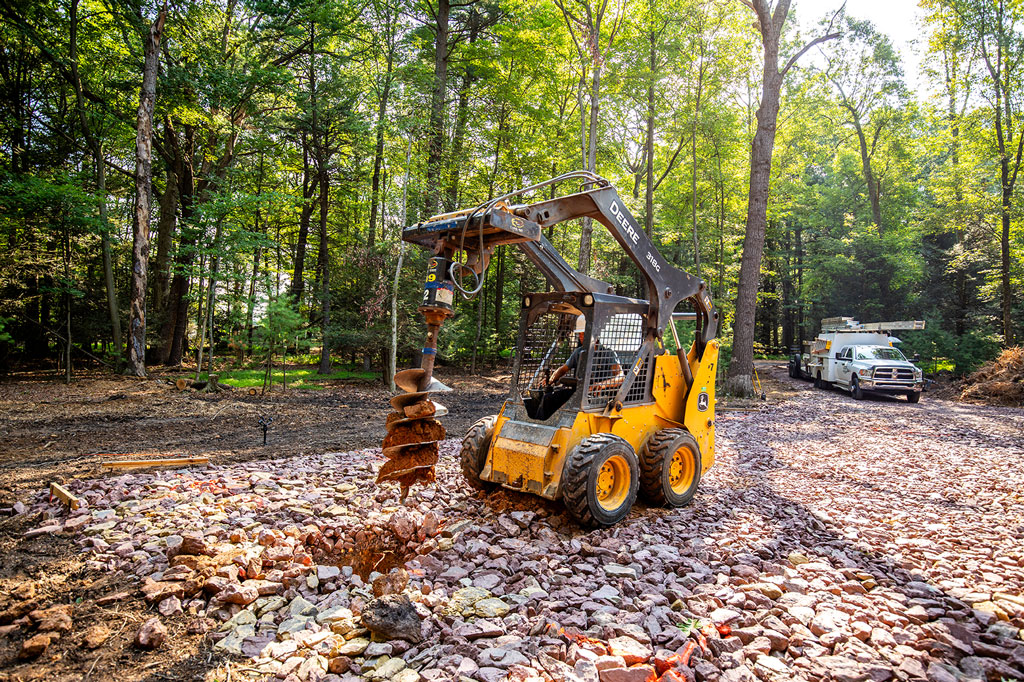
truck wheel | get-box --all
[851,377,864,400]
[562,434,639,527]
[815,372,830,389]
[907,392,921,403]
[640,428,701,507]
[460,415,497,491]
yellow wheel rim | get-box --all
[669,447,696,495]
[596,455,630,511]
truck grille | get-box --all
[872,367,915,382]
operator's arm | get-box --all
[550,364,569,384]
[548,345,582,385]
[588,349,625,393]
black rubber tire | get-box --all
[816,372,831,390]
[640,428,702,507]
[561,434,639,528]
[851,377,864,400]
[907,391,921,403]
[460,415,498,491]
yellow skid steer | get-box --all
[388,171,719,527]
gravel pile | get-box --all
[8,385,1024,682]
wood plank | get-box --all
[49,482,80,510]
[101,457,209,469]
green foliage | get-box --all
[898,325,1002,376]
[256,297,305,354]
[676,617,702,637]
[0,0,1020,382]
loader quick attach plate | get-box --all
[403,206,542,250]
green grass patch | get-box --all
[201,366,376,391]
[920,357,955,374]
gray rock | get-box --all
[478,647,530,668]
[288,595,317,618]
[603,564,639,579]
[361,594,422,643]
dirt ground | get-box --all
[0,366,508,682]
[0,368,509,504]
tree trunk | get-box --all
[127,10,165,377]
[98,163,122,369]
[317,168,331,374]
[644,30,655,236]
[162,126,198,366]
[727,11,783,396]
[577,62,601,273]
[447,10,480,212]
[195,219,223,380]
[425,0,450,215]
[389,139,413,391]
[1001,161,1014,345]
[368,53,393,246]
[153,156,177,320]
[290,131,314,302]
[727,0,835,395]
[493,246,505,335]
[850,112,883,232]
[781,222,793,350]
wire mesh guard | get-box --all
[585,313,648,409]
[514,311,651,415]
[516,312,578,393]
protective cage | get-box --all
[515,309,581,393]
[584,311,650,409]
[511,295,655,420]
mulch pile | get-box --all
[960,347,1024,406]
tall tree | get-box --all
[725,0,838,396]
[127,8,166,376]
[819,16,907,234]
[554,0,627,273]
[952,0,1024,345]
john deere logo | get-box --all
[697,392,709,412]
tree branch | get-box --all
[781,31,840,77]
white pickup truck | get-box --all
[789,318,925,403]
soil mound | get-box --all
[960,347,1024,406]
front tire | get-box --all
[851,377,864,400]
[907,392,921,403]
[640,429,701,507]
[562,434,639,527]
[461,415,497,491]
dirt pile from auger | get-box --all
[960,346,1024,406]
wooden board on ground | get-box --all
[100,456,209,469]
[49,482,80,510]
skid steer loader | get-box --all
[385,171,719,527]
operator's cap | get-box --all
[574,314,586,334]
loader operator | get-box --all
[548,315,625,396]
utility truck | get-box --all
[789,318,925,402]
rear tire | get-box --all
[851,377,864,400]
[640,429,701,507]
[907,392,921,403]
[562,434,639,528]
[460,415,497,491]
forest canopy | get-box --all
[0,0,1020,381]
